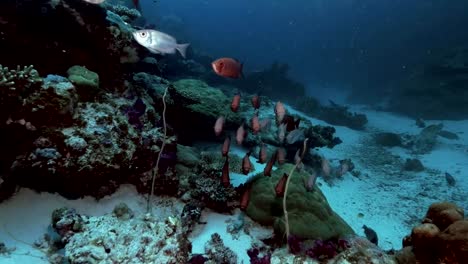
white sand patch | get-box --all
[189,209,272,264]
[0,185,181,263]
[282,103,467,250]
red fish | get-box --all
[214,116,225,136]
[212,58,244,78]
[258,144,267,164]
[275,101,286,125]
[264,151,277,176]
[221,157,230,187]
[275,173,289,197]
[251,94,260,109]
[294,149,304,170]
[231,93,241,112]
[221,136,231,157]
[259,118,271,131]
[282,115,300,132]
[251,114,260,134]
[132,0,140,9]
[276,147,286,164]
[236,124,246,145]
[304,170,317,192]
[321,157,331,178]
[277,123,286,143]
[242,151,252,175]
[240,187,251,211]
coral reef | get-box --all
[295,97,368,130]
[396,201,467,264]
[66,65,100,101]
[165,79,243,144]
[51,205,190,264]
[0,0,136,88]
[412,124,443,154]
[0,67,170,200]
[245,163,354,240]
[203,233,238,264]
[234,62,306,102]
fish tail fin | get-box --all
[177,43,190,59]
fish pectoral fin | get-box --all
[147,47,162,54]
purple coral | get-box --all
[287,235,303,254]
[305,238,350,261]
[125,98,146,130]
[247,247,271,264]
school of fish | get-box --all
[80,0,332,212]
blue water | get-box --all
[143,0,468,98]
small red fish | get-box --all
[132,0,140,9]
[277,123,286,143]
[231,93,241,112]
[236,124,246,145]
[214,116,225,136]
[251,114,260,134]
[259,118,271,131]
[222,136,231,157]
[221,157,230,187]
[275,101,286,125]
[294,149,304,170]
[240,187,251,211]
[304,170,317,192]
[258,144,267,164]
[321,157,331,178]
[275,173,289,197]
[212,58,244,78]
[264,151,277,176]
[251,94,260,109]
[242,151,252,175]
[276,147,286,164]
[282,115,300,132]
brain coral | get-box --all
[245,163,354,240]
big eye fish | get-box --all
[212,58,244,78]
[133,30,190,58]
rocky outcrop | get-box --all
[388,47,468,119]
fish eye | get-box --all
[139,32,147,37]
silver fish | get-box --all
[82,0,106,4]
[133,30,190,58]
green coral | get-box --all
[246,163,354,240]
[67,65,100,100]
[170,79,240,122]
[199,151,248,175]
[0,64,41,88]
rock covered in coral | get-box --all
[0,67,170,200]
[0,0,136,88]
[396,201,467,264]
[166,79,243,144]
[295,97,368,130]
[204,233,238,264]
[52,206,190,264]
[246,163,354,240]
[412,123,443,154]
